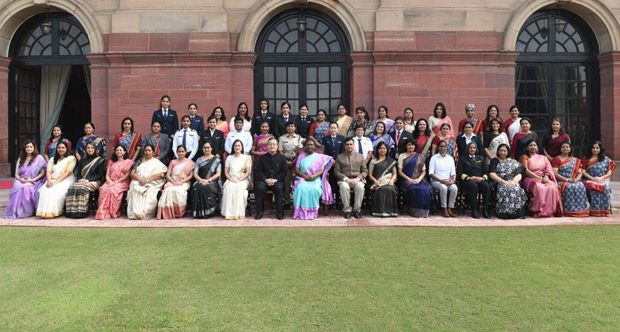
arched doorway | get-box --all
[8,12,91,168]
[515,9,599,156]
[254,9,350,117]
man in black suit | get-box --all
[456,142,490,219]
[151,95,179,138]
[294,104,315,138]
[200,116,225,158]
[389,117,414,159]
[255,137,288,220]
[251,98,276,136]
[188,103,205,137]
[273,101,296,139]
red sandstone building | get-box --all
[0,0,618,175]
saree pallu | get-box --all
[369,158,398,217]
[521,154,563,217]
[374,119,395,134]
[458,118,482,135]
[415,133,436,158]
[312,122,330,144]
[491,158,527,219]
[552,157,588,217]
[127,158,168,220]
[370,134,396,150]
[400,153,432,217]
[36,156,77,218]
[3,155,47,219]
[115,132,142,160]
[96,159,135,220]
[512,132,537,161]
[485,132,510,165]
[583,157,616,217]
[336,115,353,137]
[65,157,105,218]
[252,134,274,186]
[506,118,521,142]
[292,153,333,220]
[433,135,458,159]
[157,159,195,219]
[191,157,221,218]
[543,133,570,158]
[45,138,71,160]
[76,136,106,158]
[216,120,229,139]
[221,154,252,219]
[429,116,454,137]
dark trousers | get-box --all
[461,180,490,211]
[255,181,284,214]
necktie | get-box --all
[262,112,266,119]
[396,131,401,145]
[332,136,335,146]
[284,117,288,123]
[358,138,363,155]
[163,110,167,117]
[302,116,306,122]
[182,129,187,147]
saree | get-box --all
[3,155,47,219]
[312,122,330,143]
[221,154,252,219]
[415,133,436,157]
[520,154,563,217]
[114,132,142,160]
[76,135,107,158]
[336,115,353,137]
[157,159,195,219]
[216,120,229,139]
[127,158,168,220]
[543,133,570,158]
[582,157,616,217]
[374,119,395,134]
[45,138,71,160]
[552,157,588,217]
[191,157,221,218]
[292,152,334,219]
[369,134,396,150]
[369,158,398,217]
[506,117,521,142]
[433,135,458,159]
[65,156,106,218]
[404,120,416,133]
[458,118,482,135]
[400,153,432,217]
[429,116,454,137]
[36,156,77,218]
[485,132,510,165]
[95,159,135,220]
[489,158,527,219]
[347,119,374,137]
[511,132,537,161]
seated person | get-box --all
[255,138,287,220]
[457,142,490,219]
[429,140,458,218]
[334,138,368,219]
[368,142,398,217]
[293,138,333,220]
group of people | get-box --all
[3,95,615,221]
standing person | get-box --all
[488,144,527,219]
[191,142,222,218]
[431,123,457,158]
[309,109,330,151]
[221,140,252,219]
[294,104,315,138]
[403,108,416,133]
[142,121,171,166]
[352,124,374,165]
[3,140,47,219]
[479,104,499,142]
[126,145,168,220]
[43,125,72,162]
[201,116,225,158]
[334,104,353,137]
[429,141,458,218]
[511,117,538,161]
[457,104,482,136]
[398,141,432,218]
[187,103,205,137]
[95,144,135,220]
[225,118,253,155]
[428,102,454,137]
[390,117,414,160]
[273,102,296,139]
[369,122,395,155]
[229,102,252,132]
[582,141,616,217]
[172,115,200,161]
[293,138,334,220]
[374,105,395,133]
[255,138,287,220]
[504,105,521,143]
[65,142,106,218]
[151,95,179,139]
[210,106,229,139]
[322,122,345,205]
[543,118,571,161]
[368,142,398,217]
[552,141,588,217]
[520,140,562,218]
[113,117,142,161]
[278,122,304,209]
[36,141,76,219]
[412,118,436,158]
[157,145,195,219]
[456,121,484,157]
[457,142,491,219]
[251,122,275,186]
[251,98,275,136]
[334,138,368,219]
[483,118,510,165]
[75,122,106,161]
[347,106,373,137]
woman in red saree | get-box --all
[95,144,135,220]
[412,118,436,158]
[113,117,142,161]
[543,118,571,161]
[520,139,563,218]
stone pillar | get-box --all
[86,53,112,158]
[598,52,620,160]
[0,56,11,177]
[349,52,374,116]
[231,53,256,109]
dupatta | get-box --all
[293,152,334,205]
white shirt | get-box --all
[229,117,252,132]
[225,129,253,155]
[172,128,199,160]
[354,136,373,159]
[462,132,477,145]
[429,153,456,180]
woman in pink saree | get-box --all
[428,102,454,137]
[95,144,135,220]
[251,122,275,186]
[293,138,333,220]
[519,139,563,218]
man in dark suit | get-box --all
[456,142,490,219]
[273,101,296,139]
[389,117,414,159]
[188,103,205,137]
[255,137,288,220]
[200,116,225,158]
[294,104,315,138]
[151,95,179,138]
[251,98,276,136]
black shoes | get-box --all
[483,209,490,219]
[284,204,290,210]
[255,212,263,220]
[344,212,352,219]
[353,211,361,219]
[277,213,284,220]
[472,210,480,219]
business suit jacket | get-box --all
[457,154,489,181]
[189,115,205,137]
[200,128,225,158]
[251,111,276,136]
[256,151,288,183]
[142,132,171,165]
[321,134,345,159]
[151,109,179,137]
[273,114,297,139]
[294,115,315,138]
[389,129,414,155]
[456,134,484,158]
[334,151,368,182]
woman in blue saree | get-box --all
[398,140,433,217]
[75,121,107,161]
[293,138,333,220]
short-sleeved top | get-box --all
[278,134,304,160]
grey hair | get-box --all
[465,104,475,110]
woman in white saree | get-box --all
[221,139,252,219]
[157,145,195,219]
[127,144,167,220]
[36,141,77,218]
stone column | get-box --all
[0,56,11,177]
[598,52,620,160]
[86,53,112,157]
[349,52,374,116]
[231,53,257,109]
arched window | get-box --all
[255,9,349,117]
[515,9,599,156]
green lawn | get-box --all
[0,226,619,331]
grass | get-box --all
[0,226,619,331]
